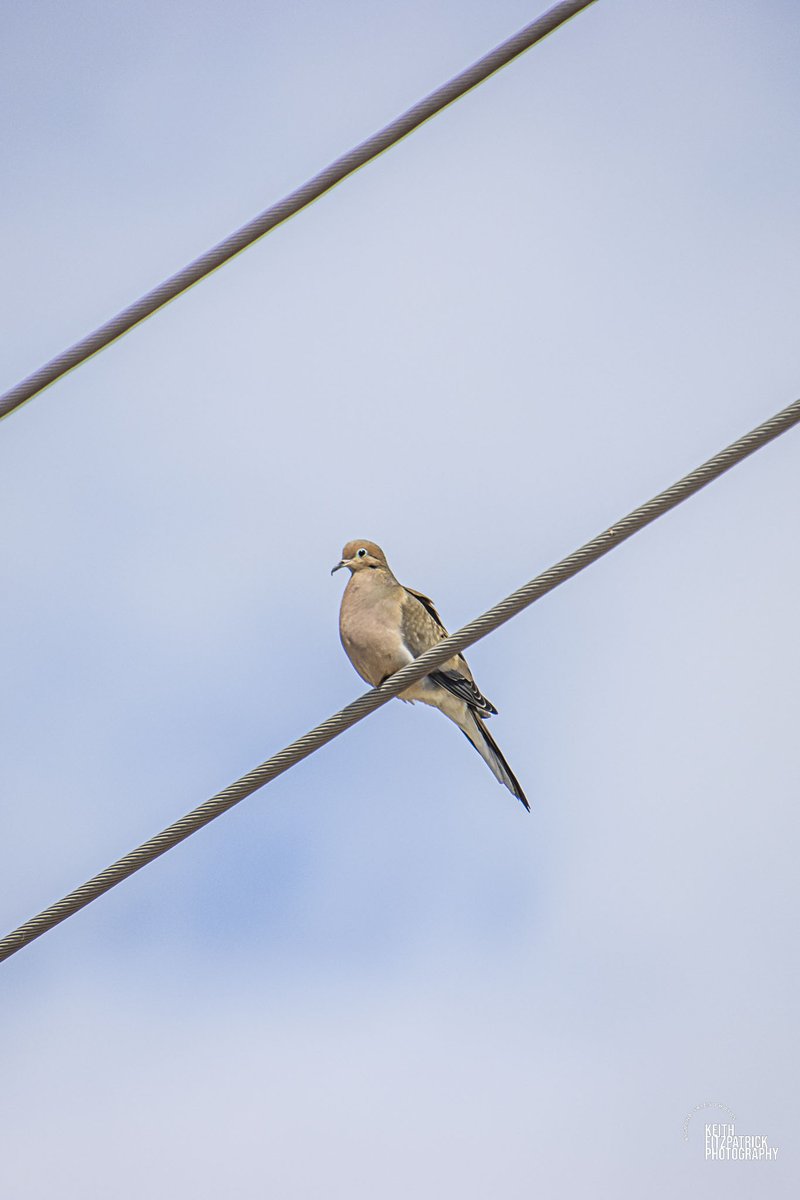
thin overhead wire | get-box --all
[0,0,597,423]
[1,396,798,965]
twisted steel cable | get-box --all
[0,0,598,422]
[1,395,798,964]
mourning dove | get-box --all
[332,540,529,810]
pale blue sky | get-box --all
[1,1,798,1195]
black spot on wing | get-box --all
[431,669,498,716]
[405,586,448,635]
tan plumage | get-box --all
[332,539,528,810]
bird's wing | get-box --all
[401,586,497,717]
[399,586,447,657]
[430,668,497,716]
[404,586,449,635]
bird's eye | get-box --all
[356,548,367,558]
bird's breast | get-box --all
[339,580,411,687]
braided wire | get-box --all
[0,0,597,422]
[1,396,798,963]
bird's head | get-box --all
[331,540,389,575]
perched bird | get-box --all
[332,539,528,810]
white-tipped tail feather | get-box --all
[459,710,530,811]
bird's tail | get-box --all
[460,711,530,811]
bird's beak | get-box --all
[331,560,347,575]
